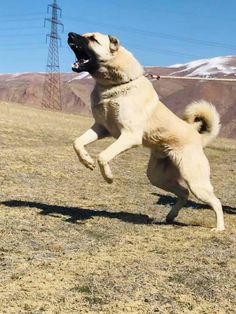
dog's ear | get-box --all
[109,35,120,52]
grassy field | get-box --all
[0,101,235,314]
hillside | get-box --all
[0,101,235,313]
[0,56,236,138]
[0,73,91,115]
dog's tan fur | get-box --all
[73,32,224,231]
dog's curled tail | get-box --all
[183,100,221,147]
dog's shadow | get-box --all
[0,199,188,227]
[1,200,155,225]
[152,193,236,215]
[1,193,234,227]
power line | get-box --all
[0,12,44,18]
[1,42,44,47]
[62,16,235,60]
[0,17,44,23]
[0,46,47,52]
[0,15,234,58]
[0,33,45,38]
[126,43,203,59]
[64,15,236,51]
[0,11,234,70]
[108,0,236,22]
[0,26,43,31]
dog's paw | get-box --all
[210,227,225,232]
[104,175,113,184]
[166,213,176,224]
[99,165,114,184]
[98,159,114,184]
[78,155,95,170]
[84,159,96,170]
[74,146,95,170]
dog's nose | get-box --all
[68,32,78,39]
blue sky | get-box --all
[0,0,236,73]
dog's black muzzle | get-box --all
[68,32,98,74]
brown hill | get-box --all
[152,78,236,138]
[0,73,90,115]
[0,56,235,137]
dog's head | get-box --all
[68,32,120,74]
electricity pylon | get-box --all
[42,0,64,110]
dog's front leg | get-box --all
[74,124,109,170]
[98,132,142,183]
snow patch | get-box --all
[67,72,91,82]
[168,63,185,68]
[169,56,236,77]
[0,72,30,76]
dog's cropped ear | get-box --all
[109,35,120,52]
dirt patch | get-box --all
[0,102,235,313]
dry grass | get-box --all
[0,101,235,314]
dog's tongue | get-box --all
[72,61,79,69]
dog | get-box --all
[68,32,224,231]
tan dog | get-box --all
[68,32,224,231]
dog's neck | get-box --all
[91,47,144,87]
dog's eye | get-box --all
[89,36,100,44]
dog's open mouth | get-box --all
[68,32,98,74]
[69,42,91,70]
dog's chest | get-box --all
[92,97,122,138]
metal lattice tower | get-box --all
[42,0,64,110]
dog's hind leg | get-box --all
[176,146,225,231]
[147,152,189,223]
[185,179,224,231]
[165,185,189,223]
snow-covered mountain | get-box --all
[168,56,236,78]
